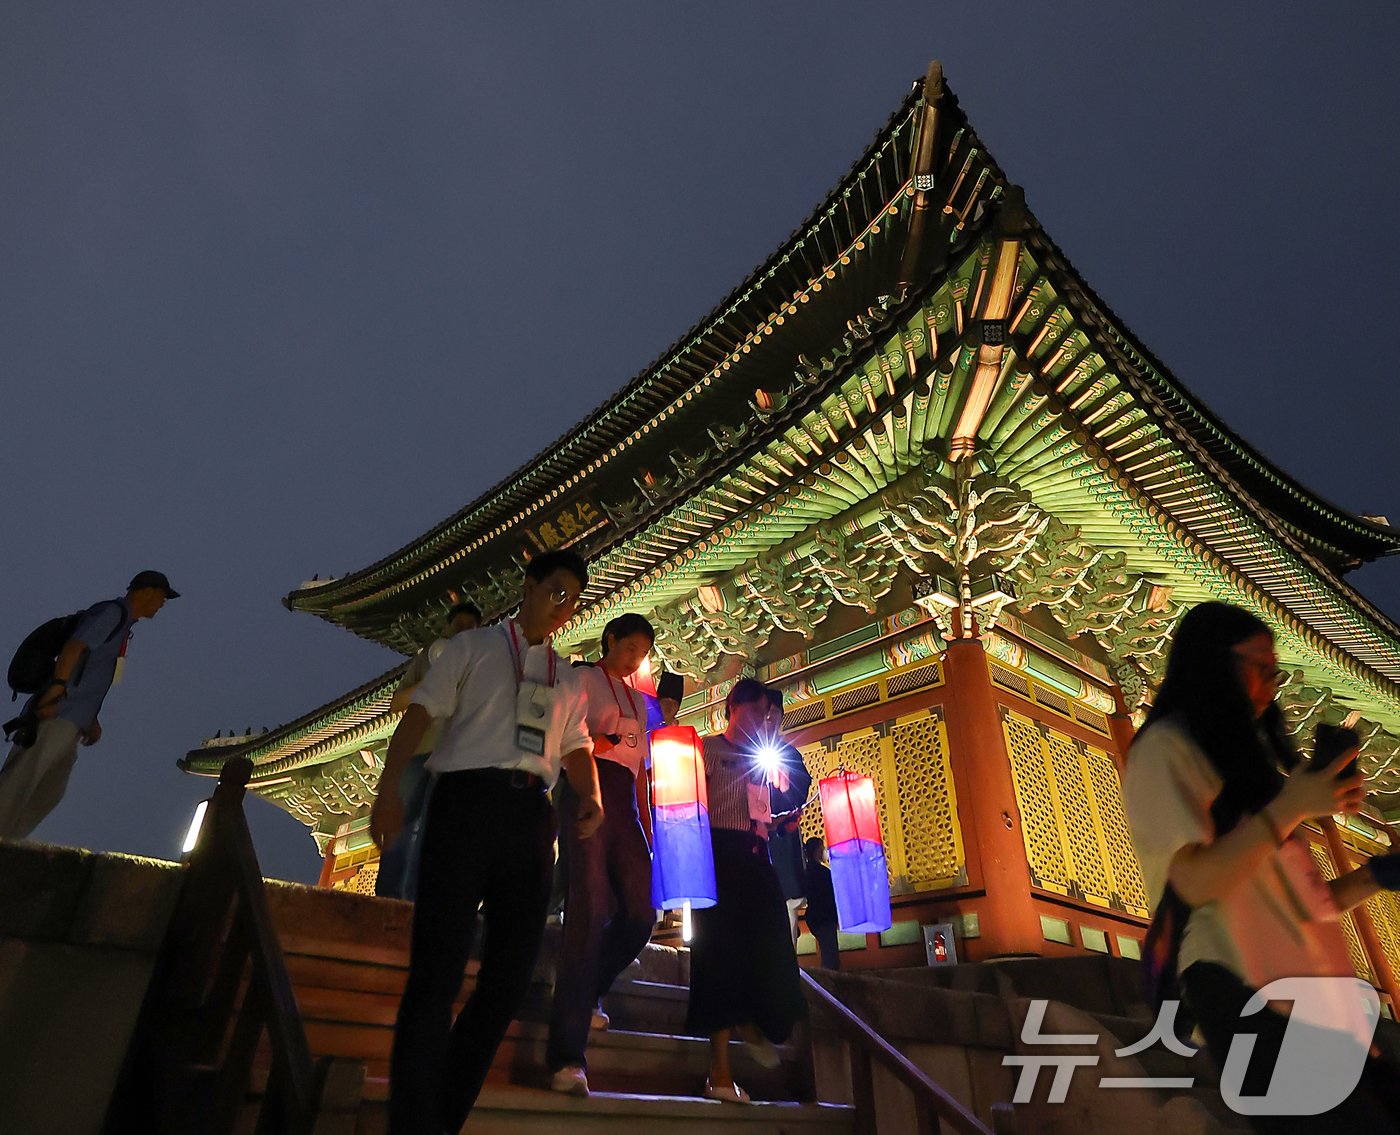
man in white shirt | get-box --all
[369,549,601,1135]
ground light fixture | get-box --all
[181,798,210,856]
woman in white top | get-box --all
[1124,602,1400,1131]
[547,613,658,1097]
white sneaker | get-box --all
[551,1064,589,1097]
[590,1005,610,1031]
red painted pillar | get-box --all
[1106,684,1138,775]
[941,635,1044,956]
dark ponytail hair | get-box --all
[1137,602,1297,836]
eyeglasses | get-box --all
[1234,650,1285,684]
[547,588,579,608]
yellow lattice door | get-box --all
[1045,731,1113,904]
[797,732,886,853]
[336,860,380,896]
[1001,709,1070,893]
[1084,746,1149,916]
[1001,708,1150,913]
[796,716,964,893]
[1308,842,1372,983]
[888,711,964,889]
[1365,888,1400,985]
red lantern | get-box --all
[819,770,882,846]
[819,770,892,934]
[649,724,716,910]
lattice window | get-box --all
[1002,711,1069,891]
[1035,687,1073,719]
[797,718,965,892]
[989,662,1031,698]
[798,742,837,849]
[782,701,826,729]
[1309,842,1372,983]
[336,862,380,896]
[889,713,962,887]
[830,683,880,716]
[1366,888,1400,985]
[885,661,942,698]
[1074,704,1111,736]
[1084,747,1149,915]
[1045,732,1112,903]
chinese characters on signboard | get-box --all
[523,496,607,553]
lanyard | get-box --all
[503,622,557,690]
[604,671,640,723]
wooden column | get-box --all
[1320,818,1400,1010]
[941,635,1044,956]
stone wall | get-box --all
[0,841,185,1135]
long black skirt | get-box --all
[686,828,805,1043]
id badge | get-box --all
[747,779,772,825]
[610,716,643,773]
[516,681,552,757]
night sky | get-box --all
[3,4,1397,884]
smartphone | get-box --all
[1312,723,1360,778]
[656,671,684,704]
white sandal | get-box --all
[703,1078,752,1104]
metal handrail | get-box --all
[801,969,1002,1135]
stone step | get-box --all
[289,972,693,1037]
[283,1019,804,1100]
[349,1084,856,1135]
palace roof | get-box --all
[187,64,1400,812]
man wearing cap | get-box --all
[0,570,178,839]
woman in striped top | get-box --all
[687,678,805,1103]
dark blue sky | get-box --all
[3,4,1398,883]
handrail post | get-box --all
[849,1044,876,1135]
[800,969,993,1135]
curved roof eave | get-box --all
[285,82,930,622]
[1017,232,1400,571]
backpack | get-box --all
[1141,883,1197,1043]
[7,602,125,700]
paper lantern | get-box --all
[649,724,716,910]
[624,653,658,698]
[819,770,892,933]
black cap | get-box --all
[128,570,180,599]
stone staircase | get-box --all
[246,883,853,1133]
[9,840,1363,1134]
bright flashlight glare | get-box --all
[754,744,785,783]
[682,900,693,943]
[182,799,209,855]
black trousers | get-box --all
[547,758,655,1071]
[810,921,841,970]
[1181,961,1400,1134]
[388,767,556,1135]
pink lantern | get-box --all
[624,653,658,698]
[819,770,892,934]
[649,725,716,910]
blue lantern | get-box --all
[819,770,892,933]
